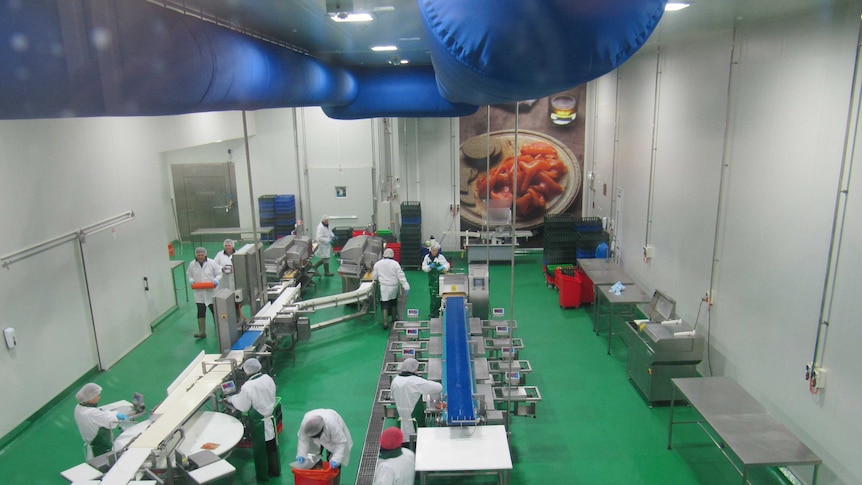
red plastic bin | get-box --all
[555,267,582,308]
[293,462,340,485]
[578,269,594,305]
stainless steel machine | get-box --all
[262,235,313,285]
[625,318,704,406]
[232,242,265,314]
[467,264,489,320]
[338,234,384,292]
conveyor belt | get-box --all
[355,326,401,484]
[231,330,262,350]
[443,296,476,425]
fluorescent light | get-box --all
[330,12,373,22]
[400,59,409,65]
[665,2,690,11]
[371,45,398,52]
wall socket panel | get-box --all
[807,362,827,389]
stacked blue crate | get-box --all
[400,201,422,269]
[273,194,296,238]
[258,195,276,242]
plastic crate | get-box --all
[574,231,610,250]
[573,216,603,233]
[292,462,340,485]
[544,213,575,234]
[578,269,595,305]
[401,201,422,217]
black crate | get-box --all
[401,201,422,217]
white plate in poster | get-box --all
[459,129,580,229]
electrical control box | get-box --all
[4,328,15,349]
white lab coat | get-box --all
[421,253,450,273]
[213,250,236,291]
[372,448,416,485]
[187,258,222,304]
[389,374,443,440]
[74,404,121,460]
[228,373,277,441]
[314,223,334,258]
[296,409,353,466]
[372,258,410,302]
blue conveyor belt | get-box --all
[443,296,476,425]
[232,330,263,350]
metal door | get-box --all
[172,163,239,240]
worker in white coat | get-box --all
[372,248,410,329]
[421,242,450,318]
[73,383,127,459]
[227,358,280,479]
[296,408,353,473]
[213,239,247,324]
[311,215,337,276]
[389,358,443,445]
[372,427,415,485]
[186,246,222,339]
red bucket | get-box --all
[292,462,340,485]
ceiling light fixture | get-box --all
[665,2,690,11]
[330,12,373,22]
[371,45,398,52]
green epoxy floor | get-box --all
[0,243,793,484]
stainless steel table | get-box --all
[579,261,636,332]
[577,258,619,272]
[594,283,651,355]
[668,377,821,484]
[415,425,512,484]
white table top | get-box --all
[114,411,243,457]
[415,425,512,472]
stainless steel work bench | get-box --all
[668,377,821,484]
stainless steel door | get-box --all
[172,163,239,240]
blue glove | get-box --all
[329,460,340,469]
[405,290,410,296]
[189,278,195,285]
[212,279,219,286]
[296,456,305,464]
[331,235,338,241]
[116,413,128,421]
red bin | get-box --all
[555,267,582,309]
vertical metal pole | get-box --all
[242,111,265,313]
[78,234,104,370]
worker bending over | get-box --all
[372,427,415,485]
[226,358,280,480]
[390,358,443,446]
[73,383,127,459]
[296,408,353,483]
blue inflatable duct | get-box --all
[323,66,478,120]
[0,0,665,119]
[418,0,666,105]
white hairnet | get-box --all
[383,248,394,259]
[76,383,102,403]
[223,239,234,246]
[401,358,420,373]
[243,358,262,375]
[430,242,441,251]
[303,414,325,436]
[321,214,329,222]
[195,247,207,255]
